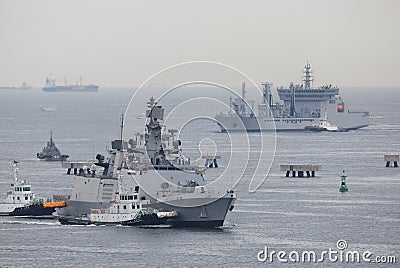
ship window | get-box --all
[23,187,30,191]
[135,186,139,193]
[128,196,133,200]
[123,205,127,210]
[25,196,28,200]
[134,195,137,200]
[136,204,140,209]
[17,197,20,200]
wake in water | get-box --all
[0,217,60,226]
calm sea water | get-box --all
[0,87,399,267]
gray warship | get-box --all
[58,99,236,227]
[37,131,69,161]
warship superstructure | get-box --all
[216,63,370,132]
[58,99,236,227]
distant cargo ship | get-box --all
[0,82,31,90]
[42,77,98,92]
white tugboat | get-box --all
[305,111,339,132]
[59,170,177,226]
[216,63,370,132]
[0,161,61,217]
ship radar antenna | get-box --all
[302,61,314,89]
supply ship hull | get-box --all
[216,114,322,132]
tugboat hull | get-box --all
[9,204,55,217]
[59,213,169,226]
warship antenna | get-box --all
[50,131,53,144]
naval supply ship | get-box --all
[42,77,98,92]
[57,99,236,227]
[215,63,370,132]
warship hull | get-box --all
[146,195,236,227]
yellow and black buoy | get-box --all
[339,170,348,193]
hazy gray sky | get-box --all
[1,0,399,87]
